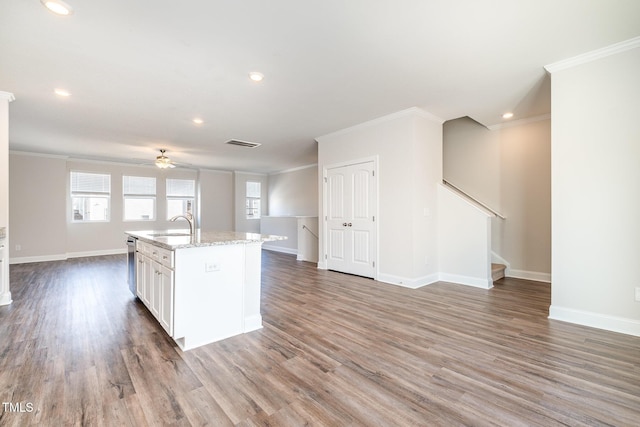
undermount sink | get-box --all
[147,232,192,237]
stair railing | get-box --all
[442,180,506,220]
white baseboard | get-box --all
[317,261,327,270]
[261,245,298,256]
[549,305,640,337]
[507,269,551,283]
[438,273,493,289]
[296,255,319,263]
[67,249,127,258]
[10,254,67,264]
[243,315,263,333]
[377,273,440,289]
[11,248,126,265]
[0,291,12,306]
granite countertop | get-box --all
[126,229,286,250]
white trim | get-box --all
[0,91,15,102]
[549,305,640,337]
[486,114,551,131]
[317,261,327,270]
[316,107,444,142]
[11,254,68,264]
[261,245,298,256]
[10,150,69,160]
[438,273,493,290]
[378,273,440,289]
[270,163,317,176]
[0,291,12,306]
[67,248,127,258]
[544,36,640,73]
[506,269,551,283]
[10,248,126,265]
[243,314,263,333]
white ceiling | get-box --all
[1,1,639,173]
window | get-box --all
[166,178,195,219]
[70,171,110,222]
[246,181,261,219]
[123,176,156,221]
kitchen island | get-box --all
[125,229,285,350]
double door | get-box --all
[326,161,377,278]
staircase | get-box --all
[491,263,506,282]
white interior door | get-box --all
[326,161,376,278]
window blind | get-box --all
[246,181,261,198]
[71,171,110,195]
[123,176,156,196]
[166,179,195,197]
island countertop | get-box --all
[125,229,286,250]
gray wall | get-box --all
[548,45,640,335]
[268,165,318,216]
[8,152,233,261]
[443,116,551,279]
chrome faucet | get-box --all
[169,212,195,235]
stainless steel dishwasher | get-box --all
[126,236,137,296]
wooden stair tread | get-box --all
[491,263,506,281]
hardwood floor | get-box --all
[1,252,639,426]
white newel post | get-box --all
[0,91,15,306]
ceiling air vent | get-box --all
[225,139,261,148]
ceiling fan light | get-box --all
[155,150,176,168]
[41,0,74,16]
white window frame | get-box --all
[70,171,111,222]
[246,181,261,219]
[123,175,156,221]
[166,178,195,219]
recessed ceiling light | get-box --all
[192,118,204,125]
[248,72,264,82]
[502,112,514,119]
[54,88,71,97]
[41,0,74,16]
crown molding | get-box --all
[545,36,640,73]
[316,107,444,142]
[270,163,317,176]
[0,91,15,102]
[486,114,551,131]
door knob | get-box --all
[343,222,348,226]
[348,223,352,227]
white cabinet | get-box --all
[158,263,174,336]
[136,241,174,335]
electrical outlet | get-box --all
[205,261,220,272]
[635,287,640,302]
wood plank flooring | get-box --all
[1,251,639,426]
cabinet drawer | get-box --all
[156,247,174,268]
[136,240,151,256]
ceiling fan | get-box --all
[155,149,176,169]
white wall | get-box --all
[233,172,268,233]
[317,108,443,287]
[443,116,552,280]
[548,43,640,336]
